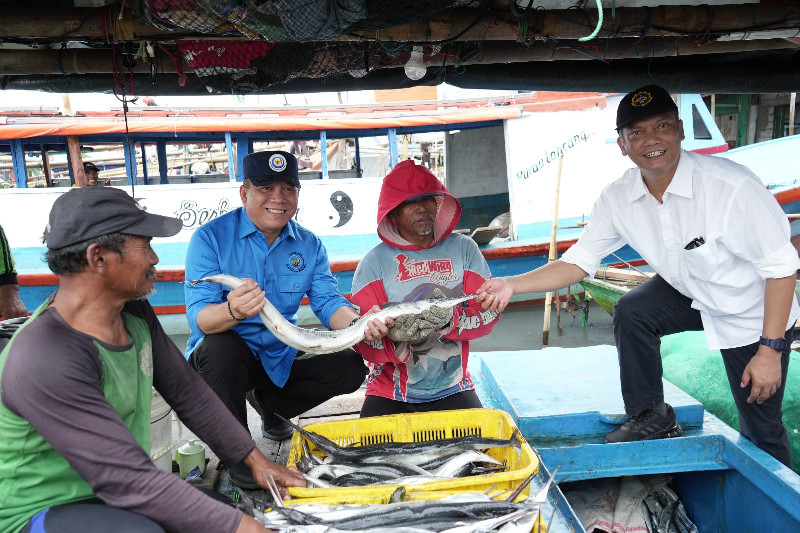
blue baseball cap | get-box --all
[242,150,301,189]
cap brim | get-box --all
[124,213,183,239]
[616,104,679,131]
[248,175,301,188]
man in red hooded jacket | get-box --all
[351,160,500,417]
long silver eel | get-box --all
[190,274,476,355]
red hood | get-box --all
[377,160,461,250]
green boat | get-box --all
[583,274,800,316]
[579,268,652,315]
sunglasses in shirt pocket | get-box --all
[681,240,719,282]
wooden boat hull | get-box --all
[578,278,627,315]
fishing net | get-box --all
[660,330,800,473]
[138,0,471,92]
[139,0,480,41]
[176,39,441,93]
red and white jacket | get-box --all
[351,160,499,402]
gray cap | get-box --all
[43,187,183,250]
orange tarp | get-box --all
[0,107,523,140]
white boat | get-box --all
[2,92,798,330]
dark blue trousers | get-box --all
[613,274,792,467]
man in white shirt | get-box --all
[477,85,799,467]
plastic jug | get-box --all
[175,439,205,478]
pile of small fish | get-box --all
[248,469,561,532]
[278,415,519,489]
[642,485,698,533]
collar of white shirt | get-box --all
[627,149,694,202]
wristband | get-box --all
[227,301,244,322]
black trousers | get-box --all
[613,274,792,467]
[360,390,483,418]
[189,330,367,429]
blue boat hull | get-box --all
[470,346,800,532]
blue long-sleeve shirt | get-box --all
[184,207,352,387]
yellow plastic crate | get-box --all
[285,488,527,506]
[280,489,547,532]
[286,408,539,500]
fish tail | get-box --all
[273,412,343,457]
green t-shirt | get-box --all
[0,300,152,533]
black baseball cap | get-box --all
[616,85,678,131]
[83,162,99,172]
[43,187,183,250]
[242,150,301,189]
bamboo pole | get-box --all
[542,154,564,346]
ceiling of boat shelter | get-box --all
[0,1,799,96]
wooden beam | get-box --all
[40,144,52,188]
[433,37,800,67]
[0,37,794,77]
[0,49,181,75]
[0,7,166,39]
[66,136,86,187]
[344,4,800,42]
[2,4,799,44]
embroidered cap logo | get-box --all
[269,154,287,173]
[631,90,653,108]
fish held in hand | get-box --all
[190,274,475,355]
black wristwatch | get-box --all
[759,336,788,352]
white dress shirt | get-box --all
[561,149,800,350]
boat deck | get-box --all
[166,301,800,531]
[168,301,615,502]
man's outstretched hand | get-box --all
[475,278,513,313]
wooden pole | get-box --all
[66,136,86,187]
[40,145,52,187]
[542,154,564,345]
[710,94,716,123]
[789,93,796,136]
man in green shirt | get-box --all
[0,187,304,533]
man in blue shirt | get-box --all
[184,151,381,489]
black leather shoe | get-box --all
[261,420,293,441]
[227,463,259,490]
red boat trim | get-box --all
[774,186,800,206]
[691,145,728,155]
